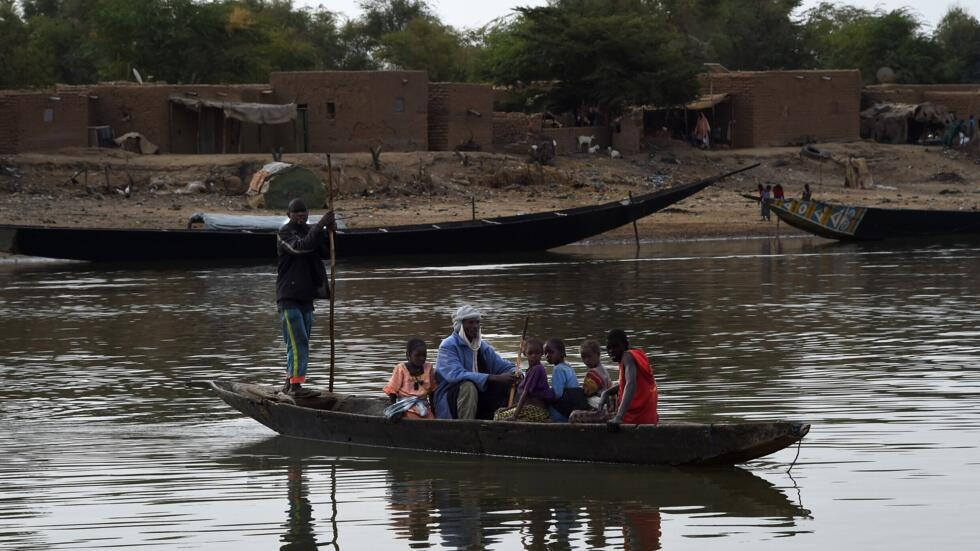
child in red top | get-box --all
[383,338,437,419]
[602,329,658,429]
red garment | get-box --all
[773,184,785,199]
[618,349,658,424]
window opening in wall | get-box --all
[326,102,336,119]
[394,97,405,113]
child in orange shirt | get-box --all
[383,338,437,419]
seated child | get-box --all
[383,338,437,419]
[545,337,588,421]
[494,338,552,422]
[580,339,612,409]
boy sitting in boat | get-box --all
[494,339,553,422]
[579,339,612,408]
[383,339,437,419]
[600,329,659,430]
[544,338,588,421]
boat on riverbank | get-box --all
[207,380,809,466]
[0,165,758,262]
[767,197,980,241]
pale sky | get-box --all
[298,0,978,30]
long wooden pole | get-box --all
[326,154,337,393]
[507,316,530,407]
[629,191,640,251]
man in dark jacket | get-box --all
[277,198,334,397]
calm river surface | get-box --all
[2,237,979,550]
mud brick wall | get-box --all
[862,88,922,108]
[0,91,88,154]
[699,73,758,148]
[702,70,861,148]
[492,112,542,147]
[270,71,427,153]
[427,83,493,151]
[862,84,980,117]
[83,84,273,154]
[921,92,980,120]
[612,109,644,154]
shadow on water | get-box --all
[223,436,811,551]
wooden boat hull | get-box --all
[210,381,809,466]
[0,165,759,262]
[768,197,980,241]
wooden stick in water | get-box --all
[326,154,337,393]
[507,316,530,407]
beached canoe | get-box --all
[208,381,809,466]
[767,197,980,241]
[0,164,759,262]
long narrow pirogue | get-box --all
[207,381,809,466]
[766,197,980,241]
[0,164,759,262]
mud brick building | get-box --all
[270,70,428,153]
[427,83,493,151]
[863,84,980,120]
[0,91,89,155]
[76,83,283,154]
[700,69,862,149]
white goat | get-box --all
[577,135,596,151]
[588,144,600,154]
[607,146,622,159]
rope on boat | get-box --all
[787,436,803,474]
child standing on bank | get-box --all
[383,338,437,419]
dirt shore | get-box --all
[2,141,979,244]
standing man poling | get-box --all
[276,198,335,398]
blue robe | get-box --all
[433,332,515,419]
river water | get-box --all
[1,237,979,550]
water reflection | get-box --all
[3,237,980,549]
[228,437,809,550]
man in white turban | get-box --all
[433,305,518,419]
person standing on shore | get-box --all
[802,183,812,201]
[760,185,772,221]
[276,198,335,398]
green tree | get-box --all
[802,4,943,83]
[661,0,810,70]
[376,17,474,81]
[934,6,980,82]
[488,0,700,116]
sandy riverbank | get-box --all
[2,141,978,244]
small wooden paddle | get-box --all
[507,316,530,407]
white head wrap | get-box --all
[452,305,482,333]
[452,305,482,371]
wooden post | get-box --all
[472,196,476,220]
[168,102,173,153]
[326,154,337,393]
[629,191,640,250]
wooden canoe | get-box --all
[0,164,759,262]
[767,197,980,241]
[209,381,809,466]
